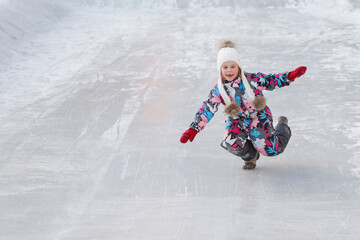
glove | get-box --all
[288,66,307,81]
[180,128,198,143]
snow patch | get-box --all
[0,0,72,64]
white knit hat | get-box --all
[217,47,242,73]
[216,41,255,107]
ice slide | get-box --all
[0,0,360,239]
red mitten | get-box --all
[288,66,307,81]
[180,128,198,143]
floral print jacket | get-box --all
[190,71,292,132]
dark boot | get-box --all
[243,151,260,170]
[275,116,291,154]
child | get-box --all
[180,40,307,170]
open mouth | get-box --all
[226,74,234,78]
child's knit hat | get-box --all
[217,40,265,116]
[217,41,242,73]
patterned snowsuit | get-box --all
[190,71,292,161]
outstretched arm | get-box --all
[189,84,223,131]
[247,66,307,91]
[180,84,223,144]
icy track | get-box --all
[1,0,360,239]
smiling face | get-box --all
[221,61,240,82]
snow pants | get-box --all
[220,115,291,161]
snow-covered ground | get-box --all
[0,0,360,239]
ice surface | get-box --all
[0,0,360,239]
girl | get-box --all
[180,40,307,170]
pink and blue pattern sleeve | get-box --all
[190,84,224,132]
[246,72,292,91]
